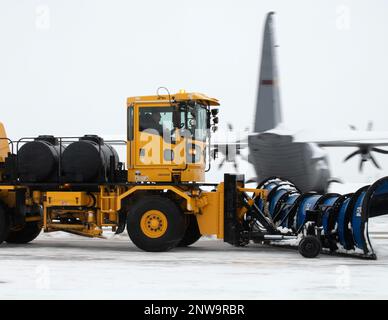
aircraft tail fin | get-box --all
[254,12,282,132]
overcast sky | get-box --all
[1,0,388,182]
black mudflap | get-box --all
[223,174,245,246]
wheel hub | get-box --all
[140,210,168,238]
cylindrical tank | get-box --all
[18,135,61,182]
[62,135,119,183]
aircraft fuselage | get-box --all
[248,133,331,193]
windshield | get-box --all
[180,103,208,141]
[139,104,208,141]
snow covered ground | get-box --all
[1,216,388,300]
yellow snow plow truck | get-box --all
[0,91,387,259]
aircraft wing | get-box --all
[292,129,388,148]
[317,140,388,147]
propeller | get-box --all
[349,121,373,132]
[214,123,247,173]
[344,122,388,172]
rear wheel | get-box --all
[0,205,10,244]
[127,195,186,252]
[6,222,42,244]
[178,215,201,247]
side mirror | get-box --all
[211,108,219,116]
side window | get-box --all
[139,107,174,136]
[127,106,134,141]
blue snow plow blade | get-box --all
[256,176,388,259]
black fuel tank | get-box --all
[62,135,119,183]
[18,135,61,182]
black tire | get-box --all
[298,235,322,258]
[0,205,10,244]
[6,222,42,244]
[127,195,186,252]
[178,215,201,247]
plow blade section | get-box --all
[256,176,388,259]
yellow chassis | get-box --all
[0,183,267,240]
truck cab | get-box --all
[126,91,219,183]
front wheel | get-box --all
[127,195,186,252]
